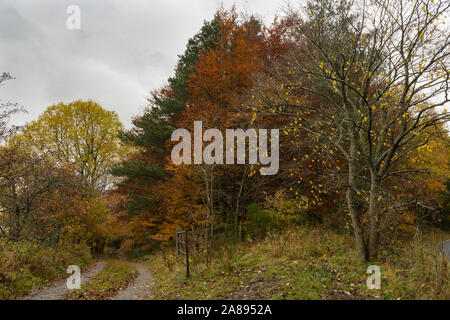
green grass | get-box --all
[145,227,449,300]
[65,259,136,300]
[0,240,92,299]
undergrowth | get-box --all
[0,240,92,299]
[146,227,449,300]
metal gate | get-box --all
[175,229,190,278]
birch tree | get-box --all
[252,0,450,260]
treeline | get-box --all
[0,85,122,296]
[0,98,124,249]
[111,1,450,261]
[0,0,449,274]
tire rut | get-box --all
[111,262,153,300]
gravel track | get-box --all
[22,261,106,300]
[111,262,153,300]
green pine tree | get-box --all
[112,17,220,217]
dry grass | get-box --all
[65,259,137,300]
[146,226,449,300]
[0,239,92,299]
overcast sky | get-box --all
[0,0,284,128]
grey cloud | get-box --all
[0,0,280,127]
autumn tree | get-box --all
[169,11,266,244]
[0,72,24,143]
[252,0,450,260]
[0,146,72,240]
[0,75,111,251]
[0,72,27,239]
[11,100,125,192]
[111,18,221,247]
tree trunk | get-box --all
[51,224,62,250]
[368,171,380,260]
[347,129,368,261]
[346,186,368,261]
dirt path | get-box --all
[111,262,153,300]
[23,261,106,300]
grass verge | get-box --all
[65,259,137,300]
[0,240,92,299]
[145,227,449,300]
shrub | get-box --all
[245,203,273,238]
[0,239,92,299]
[264,189,309,230]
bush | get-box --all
[264,189,309,230]
[245,203,273,238]
[108,237,122,250]
[0,239,92,299]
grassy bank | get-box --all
[145,227,449,300]
[65,259,136,300]
[0,240,92,299]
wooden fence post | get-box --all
[185,230,190,278]
[175,229,190,278]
